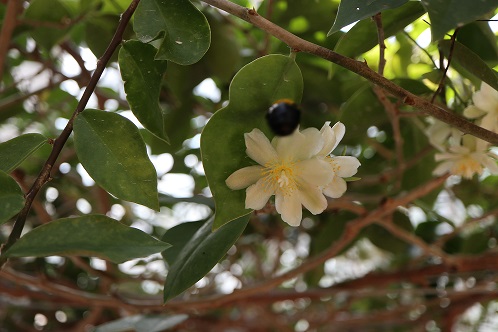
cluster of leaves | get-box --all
[1,0,498,330]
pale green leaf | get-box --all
[73,110,159,210]
[0,170,25,224]
[4,215,170,264]
[0,133,47,173]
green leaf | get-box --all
[0,133,47,173]
[23,0,72,50]
[439,40,498,91]
[328,0,409,35]
[200,54,303,229]
[421,0,498,41]
[457,22,498,64]
[134,0,211,65]
[73,110,159,210]
[95,314,188,332]
[119,41,168,142]
[163,215,249,301]
[0,171,25,224]
[334,2,425,58]
[4,215,170,264]
[161,220,204,265]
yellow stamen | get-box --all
[262,161,298,196]
[452,156,483,179]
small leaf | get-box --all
[328,0,409,35]
[334,1,425,58]
[200,55,303,229]
[73,110,159,210]
[0,133,47,173]
[0,171,25,224]
[344,176,361,182]
[119,41,168,142]
[134,0,211,65]
[161,220,204,265]
[421,0,498,41]
[4,215,170,264]
[163,215,249,301]
[439,40,498,91]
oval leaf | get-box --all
[421,0,498,41]
[74,110,159,210]
[0,170,25,224]
[440,40,498,91]
[0,133,47,173]
[328,0,409,35]
[200,54,303,229]
[4,215,170,264]
[134,0,211,65]
[119,40,168,142]
[163,215,249,301]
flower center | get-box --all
[263,162,298,196]
[452,155,483,179]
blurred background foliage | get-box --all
[1,0,498,330]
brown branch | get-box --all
[200,0,498,145]
[0,0,22,80]
[373,13,386,75]
[0,0,142,267]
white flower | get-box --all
[318,122,361,198]
[433,135,498,179]
[226,127,334,226]
[463,83,498,132]
[424,119,463,151]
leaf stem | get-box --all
[200,0,498,145]
[0,0,142,268]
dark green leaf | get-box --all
[0,170,25,224]
[421,0,498,41]
[134,0,211,65]
[457,22,498,64]
[73,110,159,210]
[4,215,170,264]
[0,133,47,173]
[163,215,249,301]
[200,54,303,229]
[161,220,204,265]
[119,41,168,142]
[334,2,425,58]
[329,0,409,35]
[440,40,498,91]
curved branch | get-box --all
[200,0,498,145]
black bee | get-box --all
[266,99,301,136]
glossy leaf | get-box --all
[95,314,188,332]
[421,0,498,41]
[0,133,47,173]
[163,215,249,301]
[134,0,211,65]
[440,40,498,91]
[73,110,159,210]
[334,2,425,58]
[328,0,409,35]
[0,171,25,224]
[200,54,303,229]
[4,215,170,264]
[161,220,204,265]
[119,41,168,142]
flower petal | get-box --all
[226,165,264,190]
[329,156,361,177]
[295,158,334,187]
[275,192,303,227]
[463,105,486,119]
[299,183,328,215]
[330,122,345,152]
[433,160,453,176]
[245,178,273,210]
[473,83,498,112]
[318,122,337,156]
[323,177,347,198]
[272,129,306,161]
[477,154,498,175]
[245,129,278,166]
[299,127,324,159]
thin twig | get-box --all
[201,0,498,145]
[373,13,386,75]
[431,29,459,103]
[0,0,142,267]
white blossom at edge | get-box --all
[463,82,498,132]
